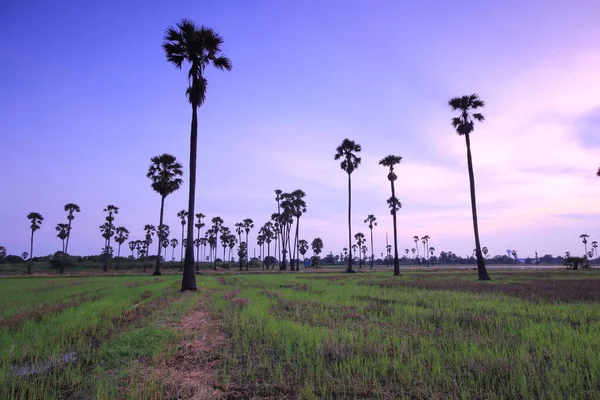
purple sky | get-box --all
[1,0,599,260]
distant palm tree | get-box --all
[194,213,205,271]
[114,227,129,270]
[102,205,119,271]
[21,252,28,262]
[211,217,224,270]
[411,248,416,258]
[170,238,178,262]
[194,238,202,264]
[27,212,43,274]
[429,247,435,259]
[592,241,598,259]
[242,218,254,271]
[0,246,6,263]
[177,210,189,270]
[63,203,80,256]
[143,224,156,272]
[364,214,377,269]
[580,234,589,256]
[421,235,430,260]
[354,232,366,268]
[129,241,137,259]
[148,154,183,276]
[412,236,419,258]
[449,93,490,280]
[163,19,232,292]
[235,222,244,270]
[219,226,231,263]
[298,239,309,266]
[55,223,69,273]
[379,155,402,275]
[290,191,307,271]
[482,246,489,259]
[334,138,362,273]
[227,235,236,262]
[311,238,323,268]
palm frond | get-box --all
[212,56,232,71]
[448,97,463,110]
[472,113,485,122]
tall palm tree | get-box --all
[211,217,224,270]
[412,236,419,258]
[55,223,69,273]
[148,154,183,276]
[102,205,119,271]
[63,203,80,256]
[194,213,205,271]
[592,241,598,259]
[99,222,115,270]
[379,155,402,275]
[243,218,254,271]
[143,224,156,272]
[274,190,283,266]
[27,212,43,274]
[421,235,430,260]
[177,210,188,270]
[449,93,490,280]
[354,232,366,268]
[334,138,362,273]
[235,222,244,270]
[114,227,129,270]
[580,234,589,256]
[364,214,377,269]
[290,190,307,271]
[298,239,309,267]
[170,238,179,262]
[163,19,232,292]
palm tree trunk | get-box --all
[180,224,185,272]
[245,233,250,271]
[65,218,72,255]
[154,196,166,276]
[346,173,354,273]
[391,182,400,276]
[181,105,198,291]
[116,243,121,270]
[28,230,33,274]
[464,133,490,281]
[294,217,300,271]
[369,227,374,269]
[195,226,200,271]
[238,233,243,271]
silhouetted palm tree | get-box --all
[143,224,156,272]
[114,227,129,270]
[148,154,183,276]
[27,212,43,274]
[580,234,589,256]
[102,205,119,271]
[449,93,490,280]
[379,155,402,275]
[412,235,419,259]
[219,226,231,263]
[177,209,188,270]
[421,235,430,260]
[243,218,254,271]
[482,246,489,259]
[170,238,179,262]
[129,241,137,259]
[99,222,114,270]
[63,203,80,256]
[334,138,362,273]
[298,239,309,266]
[194,213,205,271]
[311,238,323,268]
[163,19,232,292]
[592,241,598,259]
[364,214,377,269]
[211,217,224,270]
[290,190,307,271]
[354,232,366,268]
[55,223,69,273]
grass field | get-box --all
[1,270,599,399]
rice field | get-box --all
[1,270,599,399]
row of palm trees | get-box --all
[579,234,598,259]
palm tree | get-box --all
[227,235,237,262]
[421,235,430,260]
[177,210,189,270]
[364,214,377,269]
[482,246,489,259]
[21,252,28,262]
[412,235,419,258]
[148,154,183,276]
[334,138,362,273]
[211,217,224,270]
[592,241,598,259]
[298,239,309,267]
[354,232,366,268]
[102,205,119,270]
[194,238,202,264]
[290,191,307,271]
[411,248,416,258]
[235,222,244,270]
[0,246,6,264]
[63,203,80,256]
[170,238,178,262]
[54,223,69,273]
[194,213,205,271]
[219,226,231,264]
[580,234,589,256]
[114,227,129,270]
[311,238,323,267]
[429,247,435,259]
[379,155,402,276]
[143,224,156,272]
[129,241,137,259]
[242,219,255,271]
[163,19,232,292]
[27,212,43,274]
[449,93,490,280]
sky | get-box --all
[1,0,599,260]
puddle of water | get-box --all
[10,351,78,377]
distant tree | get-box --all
[298,239,309,266]
[177,210,189,270]
[129,241,137,259]
[482,246,489,258]
[102,205,119,271]
[511,250,518,260]
[163,18,232,292]
[55,223,69,255]
[580,234,589,256]
[354,232,366,268]
[219,226,231,264]
[361,245,368,266]
[411,248,416,258]
[211,217,224,270]
[194,213,205,271]
[227,235,236,262]
[429,247,436,261]
[148,154,183,276]
[143,224,156,272]
[235,222,244,270]
[364,214,377,269]
[421,235,430,261]
[63,203,81,256]
[311,238,323,268]
[27,212,43,274]
[242,218,254,271]
[449,93,490,280]
[199,237,208,262]
[194,238,202,265]
[21,252,28,262]
[334,138,361,273]
[592,241,598,258]
[237,242,247,268]
[0,246,6,263]
[413,236,419,258]
[114,227,130,270]
[170,238,178,262]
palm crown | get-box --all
[334,139,362,174]
[147,154,184,197]
[64,203,81,220]
[449,94,485,136]
[379,155,402,181]
[178,210,189,225]
[163,19,232,108]
[27,212,44,231]
[364,214,377,228]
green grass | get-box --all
[1,270,599,399]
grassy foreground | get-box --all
[1,270,599,399]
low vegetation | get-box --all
[1,270,599,399]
